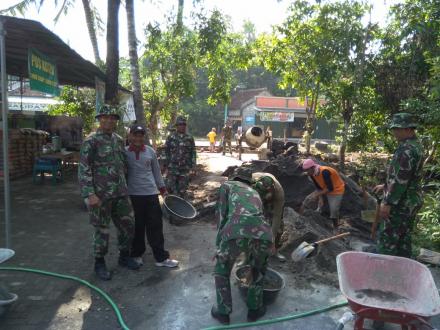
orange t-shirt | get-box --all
[312,166,345,195]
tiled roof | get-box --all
[229,88,270,110]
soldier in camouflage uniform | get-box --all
[211,173,274,325]
[252,172,286,261]
[164,116,196,198]
[373,113,424,258]
[221,122,233,156]
[79,105,139,281]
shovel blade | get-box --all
[291,242,315,262]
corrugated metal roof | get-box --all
[1,15,105,87]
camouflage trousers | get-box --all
[214,238,270,315]
[88,196,135,258]
[222,139,232,155]
[377,204,419,258]
[166,171,190,197]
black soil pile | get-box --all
[223,152,375,287]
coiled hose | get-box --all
[0,266,130,330]
[0,266,349,330]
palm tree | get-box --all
[125,0,146,128]
[105,0,120,104]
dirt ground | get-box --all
[0,150,440,330]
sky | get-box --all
[0,0,401,63]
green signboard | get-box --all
[28,48,60,96]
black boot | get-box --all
[94,259,112,281]
[118,251,140,270]
[211,306,230,325]
[331,218,339,229]
[247,306,266,322]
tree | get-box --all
[256,0,378,164]
[125,0,147,131]
[375,0,440,162]
[105,0,120,104]
[197,9,251,106]
[139,22,198,147]
[48,86,96,134]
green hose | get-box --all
[202,301,349,330]
[0,266,130,330]
[0,266,348,330]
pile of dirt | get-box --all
[222,152,375,286]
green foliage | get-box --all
[47,86,96,134]
[197,9,252,105]
[415,182,440,251]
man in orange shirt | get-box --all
[302,158,345,228]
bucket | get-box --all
[162,195,197,225]
[52,136,61,152]
[234,266,285,305]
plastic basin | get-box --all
[234,266,285,305]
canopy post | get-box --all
[0,20,11,248]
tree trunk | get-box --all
[339,101,353,171]
[305,84,320,154]
[177,0,184,31]
[81,0,101,65]
[126,0,151,145]
[105,0,120,104]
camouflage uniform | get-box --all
[214,180,272,315]
[222,125,233,155]
[164,118,196,197]
[252,173,285,250]
[378,113,423,258]
[78,108,135,258]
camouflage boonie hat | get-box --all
[230,168,252,183]
[175,116,187,125]
[96,104,120,119]
[252,175,275,198]
[389,113,417,129]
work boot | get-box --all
[210,306,230,325]
[331,218,339,229]
[94,261,112,281]
[118,253,141,270]
[247,306,266,322]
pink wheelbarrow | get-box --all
[336,251,440,330]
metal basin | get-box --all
[163,195,197,225]
[234,266,285,305]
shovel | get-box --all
[291,232,350,262]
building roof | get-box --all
[229,88,269,110]
[0,15,106,88]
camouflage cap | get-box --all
[230,168,253,183]
[175,116,187,125]
[96,104,120,120]
[252,175,275,198]
[389,113,417,129]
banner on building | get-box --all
[28,48,59,96]
[259,111,295,122]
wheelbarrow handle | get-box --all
[314,232,350,245]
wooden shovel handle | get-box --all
[314,232,350,245]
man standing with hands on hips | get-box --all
[372,113,423,258]
[125,125,179,268]
[79,105,139,281]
